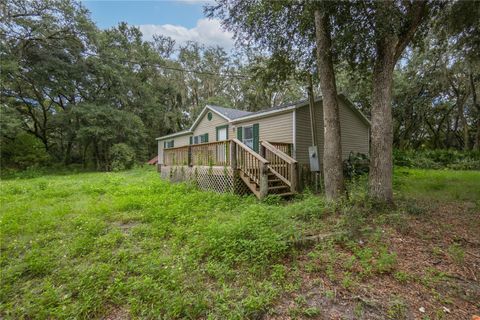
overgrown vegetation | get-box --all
[394,149,480,170]
[1,167,479,319]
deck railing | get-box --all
[269,142,292,156]
[163,145,190,166]
[190,140,231,166]
[162,139,297,198]
[261,141,298,193]
[232,138,269,198]
[163,140,231,166]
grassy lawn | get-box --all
[1,167,479,319]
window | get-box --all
[164,140,174,148]
[192,133,208,144]
[216,125,228,141]
[243,125,254,149]
[237,124,259,152]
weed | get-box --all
[447,243,465,264]
[394,271,412,284]
[387,297,407,319]
[303,306,321,317]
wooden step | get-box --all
[276,192,295,197]
[268,178,282,183]
[268,185,289,191]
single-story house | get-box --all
[156,94,370,198]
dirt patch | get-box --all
[102,306,130,320]
[111,221,139,234]
[269,202,480,319]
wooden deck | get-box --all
[160,139,298,199]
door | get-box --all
[217,127,227,141]
[216,126,228,164]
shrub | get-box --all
[109,143,136,171]
[0,132,51,169]
[343,152,369,179]
[394,149,480,170]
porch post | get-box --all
[291,162,298,193]
[260,142,266,158]
[259,162,269,199]
[188,145,192,166]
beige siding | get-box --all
[338,98,369,158]
[192,110,229,141]
[233,111,294,143]
[295,100,369,166]
[295,104,317,165]
[157,134,191,164]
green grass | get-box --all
[394,168,480,202]
[1,167,478,319]
[0,167,328,319]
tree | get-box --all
[365,1,429,203]
[314,5,345,199]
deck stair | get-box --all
[233,139,298,199]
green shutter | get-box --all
[204,133,209,143]
[237,126,242,141]
[171,140,174,148]
[189,136,193,145]
[163,141,166,148]
[253,123,259,152]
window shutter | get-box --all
[163,141,166,148]
[237,126,242,141]
[171,140,174,148]
[204,133,209,142]
[253,123,259,152]
[189,136,193,145]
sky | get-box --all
[81,1,235,50]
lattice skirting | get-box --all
[160,165,251,195]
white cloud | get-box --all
[138,18,234,50]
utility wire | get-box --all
[83,52,250,79]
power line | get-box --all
[83,52,250,79]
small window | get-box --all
[193,134,208,144]
[164,140,174,148]
[243,125,254,149]
[207,112,213,121]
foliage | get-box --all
[109,143,136,171]
[1,0,307,172]
[343,152,369,179]
[1,167,479,318]
[0,132,51,169]
[0,168,315,319]
[394,149,480,170]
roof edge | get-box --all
[189,105,231,132]
[156,131,192,140]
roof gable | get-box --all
[209,105,252,120]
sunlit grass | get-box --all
[394,168,480,202]
[1,166,478,319]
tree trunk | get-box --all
[457,99,469,150]
[470,72,480,150]
[369,39,396,204]
[314,8,345,200]
[368,0,427,204]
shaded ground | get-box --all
[268,201,480,319]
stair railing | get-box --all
[231,138,269,198]
[261,141,298,193]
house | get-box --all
[156,94,370,198]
